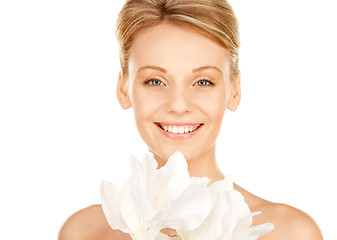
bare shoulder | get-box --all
[255,202,323,239]
[253,200,322,239]
[234,185,323,240]
[58,204,131,240]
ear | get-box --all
[116,72,132,109]
[227,73,241,112]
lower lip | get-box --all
[155,124,203,140]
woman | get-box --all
[59,0,323,239]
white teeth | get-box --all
[159,124,200,134]
[178,127,184,134]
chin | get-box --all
[149,145,199,164]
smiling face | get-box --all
[117,22,241,166]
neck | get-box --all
[187,145,224,183]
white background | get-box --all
[0,0,336,239]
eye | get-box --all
[145,79,164,86]
[194,79,214,87]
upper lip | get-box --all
[154,122,203,126]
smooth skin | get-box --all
[59,23,323,240]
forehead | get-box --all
[128,22,230,74]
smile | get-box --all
[154,122,203,139]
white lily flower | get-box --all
[176,176,274,240]
[100,152,212,240]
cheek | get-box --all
[194,89,228,121]
[131,87,163,120]
[209,99,227,125]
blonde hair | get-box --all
[116,0,240,79]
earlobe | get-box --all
[227,75,241,112]
[116,72,132,109]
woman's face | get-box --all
[117,22,241,165]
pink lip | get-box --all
[154,122,203,140]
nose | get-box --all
[165,87,192,113]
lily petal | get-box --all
[177,176,274,240]
[121,156,156,236]
[146,152,190,211]
[150,182,212,231]
[142,152,159,190]
[179,181,226,240]
[241,223,275,240]
[100,180,130,233]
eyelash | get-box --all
[143,78,215,87]
[194,78,214,87]
[144,78,165,86]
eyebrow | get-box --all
[192,66,223,75]
[136,65,167,73]
[136,65,223,75]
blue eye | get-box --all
[195,79,214,86]
[147,79,163,86]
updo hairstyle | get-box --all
[116,0,240,80]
